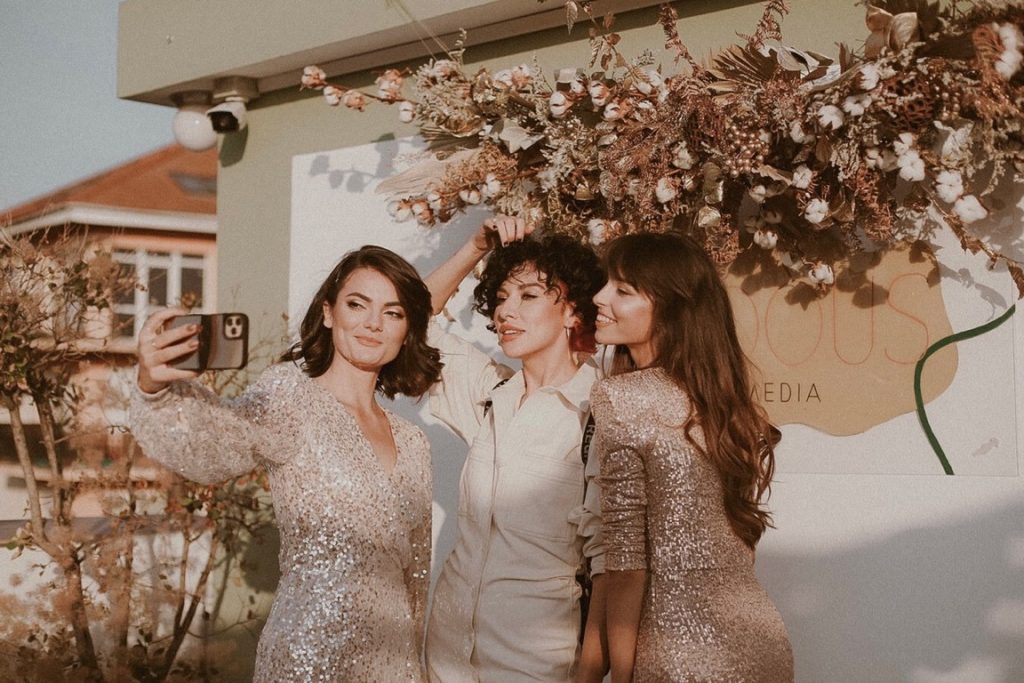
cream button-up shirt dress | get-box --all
[425,321,605,683]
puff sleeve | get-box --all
[427,318,513,444]
[590,378,649,572]
[129,363,299,484]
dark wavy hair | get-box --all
[280,245,442,399]
[602,231,777,550]
[472,233,603,343]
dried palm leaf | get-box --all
[708,45,784,93]
[375,148,479,196]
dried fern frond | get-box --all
[659,4,704,74]
[738,0,791,49]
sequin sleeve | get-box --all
[591,378,648,572]
[427,317,514,443]
[129,363,298,484]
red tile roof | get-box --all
[4,144,217,225]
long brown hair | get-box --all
[602,232,776,549]
[280,245,442,399]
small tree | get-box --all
[1,228,276,681]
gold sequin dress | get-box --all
[129,362,432,682]
[592,368,793,683]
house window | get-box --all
[113,249,207,338]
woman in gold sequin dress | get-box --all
[129,246,442,682]
[590,232,793,683]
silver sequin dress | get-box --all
[129,362,432,682]
[592,368,794,683]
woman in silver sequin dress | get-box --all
[590,232,794,683]
[130,246,442,682]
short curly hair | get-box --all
[472,234,603,335]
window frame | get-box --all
[112,248,212,339]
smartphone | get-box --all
[168,313,249,371]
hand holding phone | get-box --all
[168,313,249,372]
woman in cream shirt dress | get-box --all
[423,216,607,682]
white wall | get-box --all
[760,196,1024,681]
[291,138,1024,682]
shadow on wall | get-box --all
[757,498,1024,683]
[396,213,499,577]
[305,133,400,194]
[386,399,471,579]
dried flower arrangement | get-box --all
[301,1,1024,297]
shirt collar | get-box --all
[551,358,602,411]
[487,358,601,413]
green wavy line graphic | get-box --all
[914,304,1017,475]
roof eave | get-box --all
[4,203,217,237]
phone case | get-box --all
[168,313,248,371]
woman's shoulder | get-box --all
[252,361,307,393]
[591,368,687,421]
[593,367,677,400]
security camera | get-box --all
[206,99,247,133]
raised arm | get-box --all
[424,215,531,314]
[424,215,526,441]
[130,309,294,484]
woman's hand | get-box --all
[136,308,201,394]
[605,569,646,683]
[474,214,535,250]
[575,573,610,683]
[427,214,536,315]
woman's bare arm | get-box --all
[424,215,532,314]
[575,573,610,683]
[605,569,647,683]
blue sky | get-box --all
[1,0,173,211]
